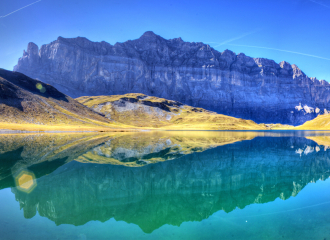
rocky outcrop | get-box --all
[14,32,330,125]
[11,136,330,232]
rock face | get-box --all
[14,31,330,125]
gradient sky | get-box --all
[0,0,330,81]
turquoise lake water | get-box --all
[1,131,330,239]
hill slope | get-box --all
[14,31,330,125]
[295,114,330,130]
[76,93,266,130]
[0,69,116,131]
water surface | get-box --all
[1,131,330,239]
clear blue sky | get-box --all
[1,0,330,81]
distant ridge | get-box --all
[14,31,330,125]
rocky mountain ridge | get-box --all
[14,31,330,125]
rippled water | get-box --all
[1,131,330,239]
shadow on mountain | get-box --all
[0,69,68,103]
[0,79,25,111]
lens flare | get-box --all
[15,170,37,193]
[36,83,42,89]
[36,83,46,93]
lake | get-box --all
[1,131,330,239]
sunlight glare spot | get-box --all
[36,83,46,93]
[15,170,37,193]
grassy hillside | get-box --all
[77,94,266,130]
[295,114,330,130]
[0,69,134,131]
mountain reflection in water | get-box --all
[1,131,330,233]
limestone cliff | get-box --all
[14,31,330,125]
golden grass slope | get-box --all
[0,69,133,131]
[295,114,330,130]
[76,93,266,130]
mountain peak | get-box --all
[135,31,165,45]
[27,42,39,55]
[279,61,292,70]
[171,37,184,43]
[140,31,158,37]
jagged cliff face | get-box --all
[14,32,330,125]
[11,136,330,233]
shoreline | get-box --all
[1,129,329,134]
[0,129,98,134]
[0,123,327,133]
[0,123,141,133]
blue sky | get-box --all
[0,0,330,81]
